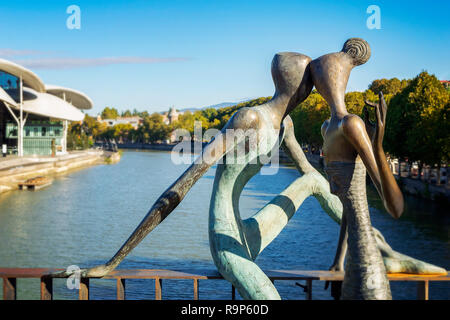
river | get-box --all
[0,150,448,300]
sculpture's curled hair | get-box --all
[341,38,371,66]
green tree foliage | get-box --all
[67,120,92,150]
[101,107,119,119]
[121,109,132,117]
[290,90,329,149]
[81,114,107,137]
[174,110,209,135]
[385,72,450,166]
[141,113,171,143]
[113,123,135,143]
[369,77,410,95]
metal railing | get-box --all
[1,268,448,300]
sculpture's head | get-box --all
[341,37,371,66]
[271,52,313,109]
[310,38,371,110]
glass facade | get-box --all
[0,70,69,156]
[5,121,63,156]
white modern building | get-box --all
[0,58,93,156]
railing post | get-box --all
[306,279,312,300]
[3,277,16,300]
[417,280,429,300]
[231,285,235,300]
[193,279,199,300]
[155,278,162,300]
[40,277,53,300]
[79,278,90,300]
[117,278,126,300]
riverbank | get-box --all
[117,142,203,152]
[0,150,120,194]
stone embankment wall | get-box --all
[117,142,206,152]
[0,150,120,194]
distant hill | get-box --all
[178,100,249,113]
[204,102,239,109]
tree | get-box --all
[113,123,134,143]
[385,71,450,182]
[121,109,132,117]
[142,113,171,143]
[101,107,119,119]
[369,78,410,95]
[67,120,92,150]
[82,114,107,138]
[290,90,329,150]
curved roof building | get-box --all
[5,87,85,121]
[0,58,46,92]
[0,58,93,156]
[46,85,93,110]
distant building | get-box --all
[97,116,143,129]
[0,58,92,156]
[161,107,181,125]
[440,80,449,89]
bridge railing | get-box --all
[1,268,448,300]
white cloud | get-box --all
[0,48,189,69]
[0,49,45,57]
[14,56,190,69]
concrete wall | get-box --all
[0,150,120,194]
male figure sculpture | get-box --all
[55,39,446,300]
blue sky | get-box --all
[1,0,449,115]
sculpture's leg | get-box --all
[211,237,281,300]
[209,161,281,300]
[242,171,341,259]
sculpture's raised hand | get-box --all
[373,91,388,150]
[362,104,376,144]
[364,92,387,151]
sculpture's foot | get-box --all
[373,228,447,275]
[383,255,447,275]
[212,248,281,300]
[50,264,112,278]
[324,264,344,300]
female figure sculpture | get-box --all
[54,40,446,300]
[311,38,401,299]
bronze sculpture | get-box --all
[312,38,407,299]
[54,39,446,300]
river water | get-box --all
[0,150,448,300]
